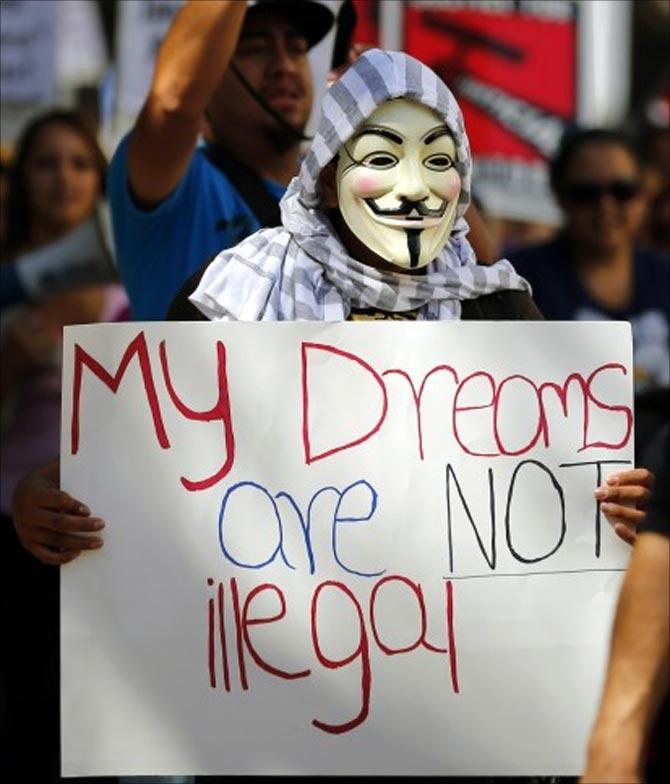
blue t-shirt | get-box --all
[509,235,670,393]
[108,136,286,320]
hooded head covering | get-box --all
[191,49,530,321]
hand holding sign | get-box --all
[594,467,654,545]
[11,459,104,565]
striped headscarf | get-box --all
[190,49,530,321]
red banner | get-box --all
[352,0,380,48]
[404,1,576,163]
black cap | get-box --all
[247,0,335,50]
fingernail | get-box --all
[600,502,615,513]
[92,520,105,530]
[594,488,608,500]
[606,475,618,486]
[89,539,103,549]
[78,504,90,515]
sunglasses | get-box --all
[563,180,641,204]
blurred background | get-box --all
[1,0,668,236]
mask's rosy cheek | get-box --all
[427,170,461,203]
[447,178,461,202]
[350,169,384,197]
[435,172,461,203]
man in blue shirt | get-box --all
[108,0,334,320]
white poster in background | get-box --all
[115,0,184,117]
[0,0,57,104]
[61,321,633,777]
[56,0,108,90]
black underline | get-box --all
[444,567,625,580]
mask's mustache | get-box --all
[365,197,448,219]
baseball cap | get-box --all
[247,0,335,49]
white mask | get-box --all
[335,99,461,270]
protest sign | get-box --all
[61,321,633,776]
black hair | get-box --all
[5,109,107,255]
[549,127,641,199]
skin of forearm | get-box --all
[584,532,670,777]
[129,1,248,204]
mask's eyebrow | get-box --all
[423,126,452,145]
[353,126,404,145]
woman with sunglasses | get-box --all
[509,127,669,464]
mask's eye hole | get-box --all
[361,152,398,169]
[424,154,454,171]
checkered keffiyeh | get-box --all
[190,49,530,322]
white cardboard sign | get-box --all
[61,321,633,777]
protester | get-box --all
[1,109,126,540]
[106,0,324,320]
[0,110,128,782]
[581,428,669,784]
[0,126,117,311]
[182,48,532,322]
[508,128,669,462]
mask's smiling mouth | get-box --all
[364,197,448,229]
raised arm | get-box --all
[128,0,248,206]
